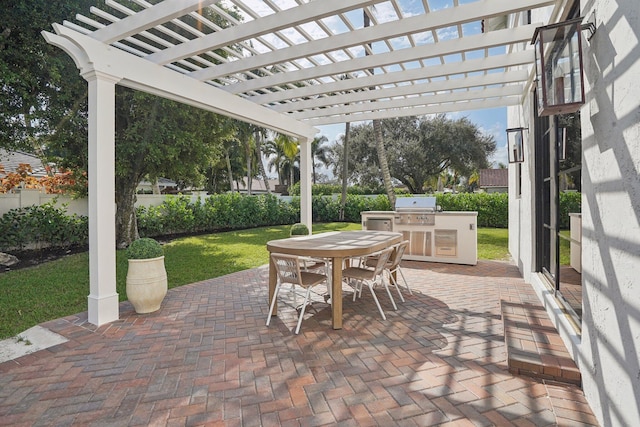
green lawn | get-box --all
[0,223,508,339]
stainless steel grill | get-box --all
[360,196,477,265]
[393,197,437,226]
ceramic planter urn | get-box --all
[126,256,168,314]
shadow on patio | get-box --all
[0,260,598,426]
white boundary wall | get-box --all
[0,190,214,217]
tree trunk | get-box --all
[151,177,161,195]
[254,131,271,193]
[289,165,294,192]
[373,119,395,207]
[115,177,140,249]
[226,150,234,192]
[246,140,252,196]
[340,122,350,221]
[364,8,394,207]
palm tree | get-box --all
[340,123,350,221]
[337,73,356,221]
[270,133,299,189]
[264,138,286,185]
[253,127,271,193]
[311,135,330,184]
[233,120,257,195]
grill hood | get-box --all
[395,197,437,211]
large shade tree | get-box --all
[0,0,96,164]
[1,0,249,247]
[113,88,231,246]
[332,115,496,193]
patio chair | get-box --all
[299,256,331,301]
[267,253,329,334]
[364,240,411,302]
[342,246,396,320]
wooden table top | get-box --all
[267,230,403,259]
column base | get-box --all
[87,293,119,326]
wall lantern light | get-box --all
[506,127,527,163]
[532,17,587,116]
[558,126,568,161]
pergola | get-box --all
[43,0,558,326]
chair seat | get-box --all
[342,266,377,282]
[299,271,328,288]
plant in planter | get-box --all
[290,223,309,236]
[125,238,167,314]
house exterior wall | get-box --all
[509,2,640,426]
[579,1,640,425]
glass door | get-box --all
[533,90,583,324]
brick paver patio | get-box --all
[0,260,598,426]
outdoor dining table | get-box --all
[266,230,403,330]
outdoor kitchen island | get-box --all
[361,197,477,265]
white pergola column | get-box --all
[299,137,313,234]
[84,70,120,326]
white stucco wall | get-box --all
[579,1,640,425]
[509,2,640,426]
[507,110,533,281]
[507,9,538,284]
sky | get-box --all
[314,107,509,169]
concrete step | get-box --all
[501,300,581,386]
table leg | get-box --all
[331,257,343,329]
[268,255,277,316]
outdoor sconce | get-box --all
[558,126,568,161]
[506,127,527,163]
[532,17,586,116]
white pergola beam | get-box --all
[146,0,381,65]
[251,50,534,105]
[290,85,524,120]
[194,0,553,81]
[305,97,520,126]
[227,24,540,94]
[91,0,214,44]
[48,24,317,141]
[270,70,529,113]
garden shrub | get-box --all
[125,237,163,259]
[290,223,309,236]
[0,203,88,252]
[136,193,297,237]
[436,193,509,228]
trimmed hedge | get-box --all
[0,191,582,252]
[0,203,88,252]
[436,193,508,228]
[136,193,298,237]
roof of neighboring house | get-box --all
[0,149,48,177]
[479,169,508,188]
[138,177,178,188]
